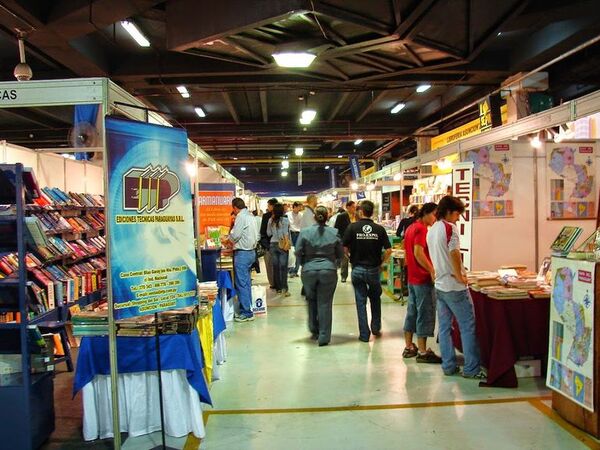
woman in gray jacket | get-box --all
[295,205,344,346]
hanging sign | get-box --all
[105,117,198,319]
[329,168,336,188]
[349,155,366,199]
[451,162,474,271]
[298,169,303,186]
[547,258,595,411]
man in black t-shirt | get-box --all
[343,200,392,342]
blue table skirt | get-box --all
[73,329,212,406]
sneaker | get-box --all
[358,336,370,343]
[372,330,382,337]
[402,344,418,358]
[463,369,487,380]
[416,349,442,364]
[318,341,329,347]
[341,278,347,283]
[234,314,255,323]
[444,366,461,376]
[284,291,291,297]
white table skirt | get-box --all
[82,369,205,441]
[212,333,228,381]
[222,288,235,322]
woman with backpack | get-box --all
[267,203,292,296]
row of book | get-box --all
[34,187,105,209]
[24,234,105,267]
[33,211,104,235]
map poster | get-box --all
[463,143,513,218]
[106,116,198,319]
[547,144,596,219]
[547,257,595,411]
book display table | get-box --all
[74,330,211,441]
[452,289,550,387]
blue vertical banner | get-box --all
[105,117,197,319]
[329,168,336,188]
[349,155,366,199]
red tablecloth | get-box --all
[451,289,550,388]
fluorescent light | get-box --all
[121,20,150,47]
[390,102,406,114]
[185,162,197,177]
[393,173,402,181]
[282,160,290,169]
[281,171,288,177]
[324,165,330,170]
[272,52,316,68]
[233,157,238,160]
[416,84,431,93]
[530,135,542,149]
[337,155,343,159]
[350,182,358,190]
[299,109,317,125]
[294,147,304,156]
[194,107,206,118]
[61,153,75,160]
[177,85,190,98]
[240,167,246,171]
[354,139,363,145]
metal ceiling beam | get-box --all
[259,88,268,123]
[312,2,392,36]
[394,0,438,37]
[356,91,387,122]
[224,37,271,65]
[327,92,351,121]
[392,0,402,28]
[323,61,350,80]
[184,49,266,68]
[401,43,424,67]
[222,91,240,124]
[320,35,403,60]
[411,36,466,59]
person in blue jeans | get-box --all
[426,196,485,379]
[342,200,392,342]
[224,198,259,322]
[267,203,292,296]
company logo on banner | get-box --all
[105,116,198,319]
[452,162,474,271]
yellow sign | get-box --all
[431,105,507,150]
[479,99,492,132]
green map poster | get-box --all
[547,257,595,411]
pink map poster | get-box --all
[463,143,513,217]
[547,144,596,219]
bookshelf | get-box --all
[0,164,55,450]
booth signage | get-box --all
[451,162,473,270]
[349,155,361,179]
[105,116,198,319]
[298,169,303,186]
[198,183,236,236]
[547,258,595,411]
[0,80,104,107]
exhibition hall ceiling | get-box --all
[1,0,600,193]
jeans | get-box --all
[340,254,349,280]
[234,249,256,318]
[436,289,481,376]
[302,269,337,344]
[351,265,382,340]
[270,243,289,291]
[404,283,436,337]
[289,231,300,275]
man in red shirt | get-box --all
[402,203,442,363]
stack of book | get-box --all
[486,287,530,300]
[114,307,200,336]
[38,187,104,209]
[116,315,157,337]
[197,281,218,304]
[71,310,109,336]
[467,271,501,291]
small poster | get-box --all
[548,144,595,219]
[464,143,513,218]
[547,258,595,411]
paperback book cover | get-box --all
[551,226,583,253]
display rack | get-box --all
[0,164,55,450]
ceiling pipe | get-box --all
[216,158,377,165]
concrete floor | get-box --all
[43,264,598,449]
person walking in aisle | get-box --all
[260,198,278,289]
[343,200,392,342]
[300,194,317,230]
[287,201,303,278]
[224,198,258,322]
[427,196,485,379]
[402,203,442,363]
[267,203,292,296]
[295,206,344,346]
[335,201,357,282]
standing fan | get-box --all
[68,120,101,160]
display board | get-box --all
[547,257,595,411]
[547,144,596,219]
[105,117,198,319]
[197,183,236,239]
[464,143,513,218]
[452,162,474,270]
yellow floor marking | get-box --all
[183,433,202,450]
[268,303,356,308]
[205,396,551,419]
[528,399,600,449]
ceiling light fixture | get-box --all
[272,52,316,68]
[390,102,406,114]
[366,183,375,191]
[350,182,359,190]
[294,147,304,156]
[233,157,238,160]
[530,135,542,149]
[177,85,190,98]
[325,165,330,170]
[416,84,431,93]
[185,162,197,177]
[281,171,288,177]
[121,20,150,47]
[240,167,246,171]
[393,173,402,182]
[299,109,317,125]
[354,139,363,145]
[337,155,343,159]
[282,160,290,169]
[194,107,206,118]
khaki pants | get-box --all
[264,248,274,287]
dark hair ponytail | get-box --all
[314,205,328,227]
[417,202,438,219]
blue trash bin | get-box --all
[201,248,221,281]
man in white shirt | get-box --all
[427,195,485,379]
[300,194,317,230]
[287,201,303,277]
